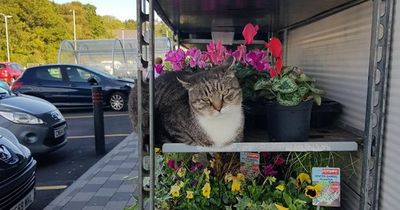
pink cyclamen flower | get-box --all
[186,48,208,69]
[165,49,186,71]
[244,49,270,71]
[154,64,164,74]
[206,40,227,66]
[242,23,259,45]
[262,164,278,177]
[232,44,247,64]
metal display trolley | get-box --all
[135,0,394,209]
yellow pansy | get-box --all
[236,173,245,181]
[192,154,199,163]
[225,173,245,192]
[275,204,289,210]
[155,147,161,154]
[231,179,241,192]
[296,173,311,188]
[202,183,211,198]
[209,159,215,168]
[276,184,285,191]
[204,168,210,180]
[186,191,194,199]
[305,184,323,199]
[177,167,186,177]
[170,184,180,198]
[224,173,233,182]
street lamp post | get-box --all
[72,9,76,51]
[0,13,12,62]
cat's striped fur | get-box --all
[129,59,244,147]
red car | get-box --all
[0,62,23,84]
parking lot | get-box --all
[29,109,132,210]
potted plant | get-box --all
[254,66,323,141]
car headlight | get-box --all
[0,111,44,124]
[126,83,134,87]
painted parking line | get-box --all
[64,113,129,119]
[35,185,68,191]
[68,133,130,139]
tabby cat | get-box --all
[129,58,244,147]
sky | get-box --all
[52,0,137,21]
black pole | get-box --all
[92,86,105,155]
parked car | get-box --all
[0,127,36,210]
[0,87,67,154]
[11,64,134,111]
[0,62,23,84]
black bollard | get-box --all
[92,86,105,155]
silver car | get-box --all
[0,88,67,154]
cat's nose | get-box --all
[211,100,223,112]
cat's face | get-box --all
[178,62,242,117]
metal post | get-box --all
[0,13,12,62]
[149,0,155,208]
[360,0,394,209]
[5,16,10,62]
[92,86,105,155]
[72,9,77,51]
[137,0,147,208]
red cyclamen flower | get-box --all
[242,23,259,45]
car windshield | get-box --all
[10,63,23,70]
[81,65,118,79]
[0,87,10,98]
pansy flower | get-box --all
[305,184,323,199]
[296,173,311,189]
[202,183,211,198]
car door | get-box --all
[64,66,98,105]
[32,66,70,105]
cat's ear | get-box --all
[177,76,192,90]
[225,56,236,78]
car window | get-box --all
[10,64,23,70]
[35,67,63,81]
[0,64,5,69]
[66,66,94,82]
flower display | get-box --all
[151,153,323,210]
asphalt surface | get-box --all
[29,109,132,210]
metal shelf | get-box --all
[162,128,361,153]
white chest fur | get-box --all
[196,105,243,147]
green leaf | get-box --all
[289,204,297,210]
[277,93,302,106]
[297,73,315,82]
[283,192,293,206]
[313,94,322,106]
[254,79,272,91]
[272,77,298,94]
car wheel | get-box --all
[109,92,126,111]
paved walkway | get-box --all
[45,133,139,210]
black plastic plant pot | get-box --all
[267,100,312,142]
[311,98,342,128]
[243,99,268,136]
